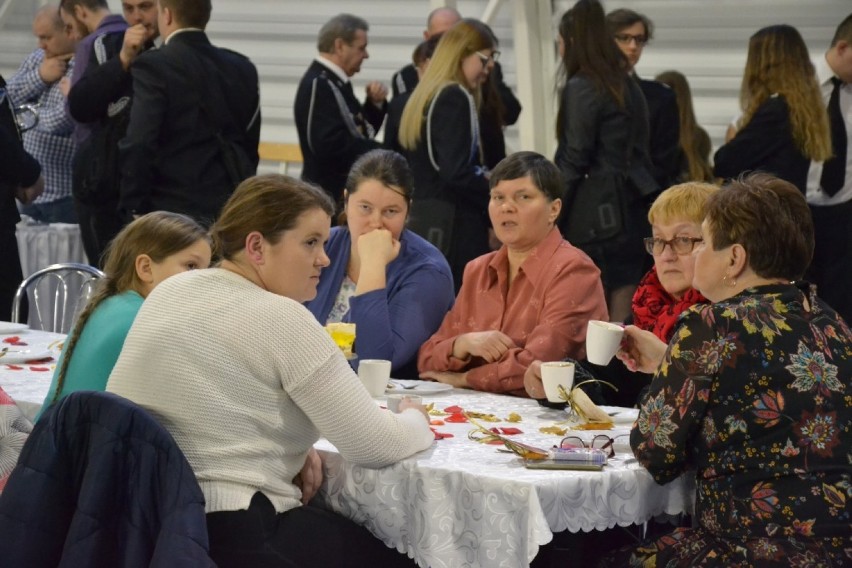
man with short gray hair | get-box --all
[294,13,387,204]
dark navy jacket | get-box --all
[0,391,214,567]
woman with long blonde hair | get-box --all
[715,25,832,192]
[399,18,497,290]
[655,70,714,183]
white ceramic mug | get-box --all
[540,361,575,403]
[585,320,625,365]
[386,394,423,413]
[358,359,391,397]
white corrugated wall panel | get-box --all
[1,0,849,159]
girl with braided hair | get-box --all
[37,211,210,418]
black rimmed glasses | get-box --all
[475,50,500,67]
[557,434,628,458]
[643,236,704,256]
[614,33,648,46]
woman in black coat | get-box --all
[554,0,658,322]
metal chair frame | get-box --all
[11,263,106,333]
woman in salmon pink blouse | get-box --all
[417,151,608,395]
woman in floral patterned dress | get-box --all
[607,173,851,567]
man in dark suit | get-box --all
[807,13,852,322]
[0,75,43,320]
[119,0,260,226]
[607,9,681,191]
[294,13,387,205]
[65,0,158,266]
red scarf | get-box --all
[632,267,707,342]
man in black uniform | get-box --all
[294,13,387,204]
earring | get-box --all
[722,274,737,287]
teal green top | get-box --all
[38,290,144,420]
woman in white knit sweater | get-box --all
[107,175,433,567]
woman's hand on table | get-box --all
[293,447,323,505]
[420,370,469,389]
[523,360,545,399]
[398,397,431,421]
[452,331,515,362]
[616,325,667,374]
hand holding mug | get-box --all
[391,395,429,420]
[523,360,544,399]
[616,325,668,373]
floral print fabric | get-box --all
[611,284,851,567]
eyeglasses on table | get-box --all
[556,434,629,458]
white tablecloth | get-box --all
[316,389,695,568]
[0,336,696,567]
[15,222,87,277]
[0,329,63,420]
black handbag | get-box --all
[560,85,652,246]
[561,171,627,245]
[408,198,455,256]
[75,103,129,205]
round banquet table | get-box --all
[315,388,695,568]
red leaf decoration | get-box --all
[444,413,468,423]
[431,428,454,440]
